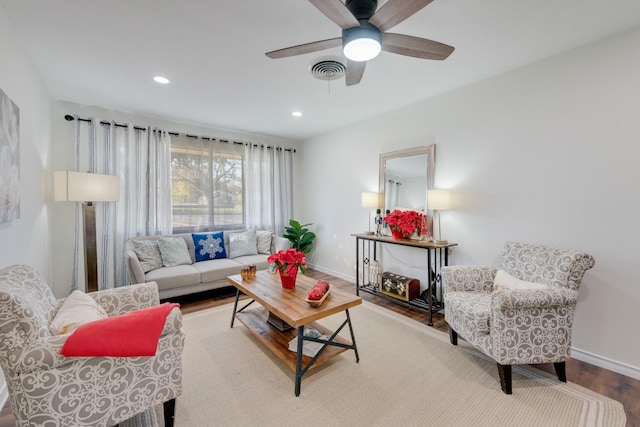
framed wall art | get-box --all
[0,87,20,223]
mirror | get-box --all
[379,145,435,214]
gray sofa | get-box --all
[125,231,289,299]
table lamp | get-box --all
[427,189,451,245]
[361,192,380,235]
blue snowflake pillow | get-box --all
[192,232,227,262]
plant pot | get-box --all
[278,266,298,289]
[391,228,405,240]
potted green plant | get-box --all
[283,219,316,254]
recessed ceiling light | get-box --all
[153,76,170,84]
[292,111,302,117]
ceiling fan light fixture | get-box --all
[343,26,381,62]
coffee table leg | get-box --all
[295,325,305,396]
[230,288,240,328]
[345,309,360,363]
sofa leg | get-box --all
[554,361,567,383]
[448,326,458,346]
[497,363,512,394]
[164,398,176,427]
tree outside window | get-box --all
[170,136,244,233]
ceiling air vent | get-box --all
[309,58,346,81]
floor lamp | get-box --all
[361,192,380,235]
[54,171,120,292]
[427,189,451,245]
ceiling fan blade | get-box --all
[345,60,366,86]
[381,33,454,60]
[309,0,359,29]
[370,0,433,32]
[266,38,342,59]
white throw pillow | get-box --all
[229,230,258,258]
[256,229,274,254]
[49,290,108,335]
[157,237,192,267]
[493,269,549,291]
[132,239,163,273]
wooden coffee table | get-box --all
[227,270,362,396]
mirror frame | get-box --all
[379,145,435,214]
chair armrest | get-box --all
[15,301,181,375]
[90,282,160,316]
[161,306,183,336]
[492,287,579,310]
[489,287,579,364]
[272,235,291,253]
[442,266,498,293]
[12,334,72,374]
[126,249,146,284]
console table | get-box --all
[352,233,457,326]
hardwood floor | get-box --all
[1,269,638,426]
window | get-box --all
[170,136,244,233]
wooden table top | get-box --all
[351,233,458,248]
[227,270,362,328]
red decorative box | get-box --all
[381,272,420,302]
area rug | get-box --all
[174,302,625,427]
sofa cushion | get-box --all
[158,237,192,267]
[233,254,270,271]
[145,264,201,291]
[132,239,163,273]
[228,230,258,258]
[192,259,245,283]
[256,229,274,254]
[192,232,227,261]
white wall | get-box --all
[0,4,53,410]
[49,101,302,298]
[0,8,53,273]
[300,27,640,379]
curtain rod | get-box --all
[64,114,296,153]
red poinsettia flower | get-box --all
[384,209,427,236]
[267,248,307,274]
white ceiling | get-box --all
[2,0,640,141]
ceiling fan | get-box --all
[265,0,454,86]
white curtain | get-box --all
[72,118,172,290]
[244,144,294,236]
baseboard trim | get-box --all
[307,263,355,285]
[571,347,640,380]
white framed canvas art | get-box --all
[0,87,20,223]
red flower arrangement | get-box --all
[267,248,308,274]
[384,209,427,239]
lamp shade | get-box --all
[54,171,120,202]
[361,192,380,209]
[427,189,451,211]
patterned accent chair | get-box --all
[0,264,184,426]
[442,242,595,394]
